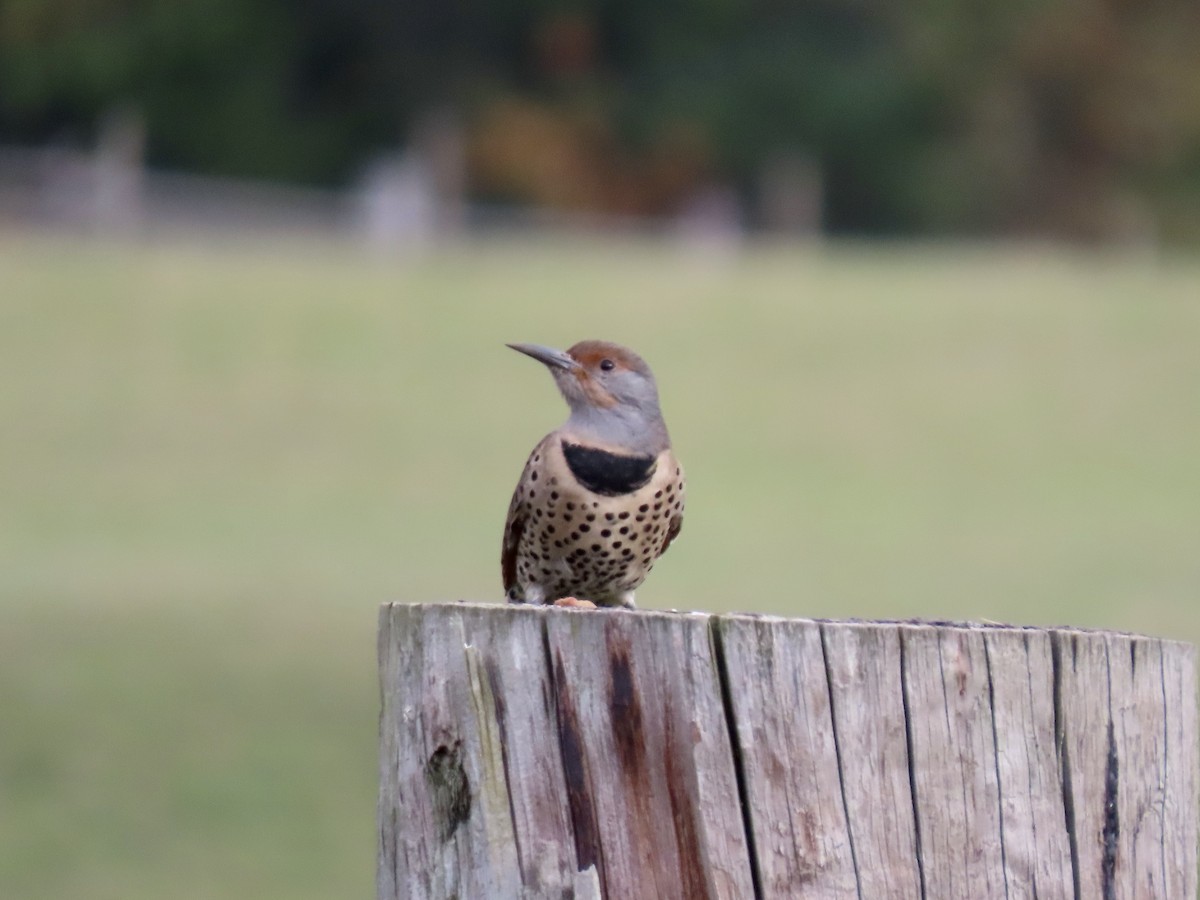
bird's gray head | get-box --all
[507,340,671,455]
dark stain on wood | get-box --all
[552,648,604,886]
[794,808,821,884]
[607,630,645,777]
[953,633,970,697]
[606,627,657,889]
[486,656,509,736]
[424,740,471,842]
[1051,630,1083,899]
[1101,717,1120,900]
[663,697,714,900]
[485,655,526,881]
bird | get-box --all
[501,340,685,609]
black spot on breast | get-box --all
[562,442,657,497]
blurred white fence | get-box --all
[0,119,818,249]
[0,141,434,244]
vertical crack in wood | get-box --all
[1101,639,1119,900]
[483,653,525,882]
[898,631,929,900]
[376,605,402,897]
[662,696,713,900]
[1101,718,1119,900]
[982,635,1012,900]
[818,622,864,900]
[934,632,971,880]
[542,615,606,893]
[1156,641,1169,896]
[604,625,665,894]
[1051,632,1082,900]
[388,806,399,896]
[709,617,764,900]
[1021,632,1046,900]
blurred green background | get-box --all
[3,0,1200,897]
[2,232,1199,898]
[3,0,1200,239]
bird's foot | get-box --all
[552,596,597,610]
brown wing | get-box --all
[662,508,683,554]
[502,439,548,597]
[500,486,526,597]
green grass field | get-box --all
[2,230,1198,898]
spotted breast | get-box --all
[501,340,685,609]
[503,435,684,607]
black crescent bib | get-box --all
[561,441,657,496]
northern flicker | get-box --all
[501,340,685,609]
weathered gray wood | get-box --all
[1055,629,1199,900]
[379,604,1197,900]
[377,604,579,899]
[1161,639,1198,900]
[542,608,755,899]
[714,616,856,898]
[901,625,1007,899]
[819,621,922,899]
[981,629,1074,899]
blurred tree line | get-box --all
[2,0,1199,240]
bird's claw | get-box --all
[552,596,597,610]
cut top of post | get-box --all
[377,602,1197,900]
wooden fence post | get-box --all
[377,603,1197,900]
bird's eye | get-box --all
[599,359,615,371]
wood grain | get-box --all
[981,628,1073,899]
[542,608,755,899]
[819,621,923,899]
[715,615,856,898]
[378,604,1196,900]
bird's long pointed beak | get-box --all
[506,343,580,371]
